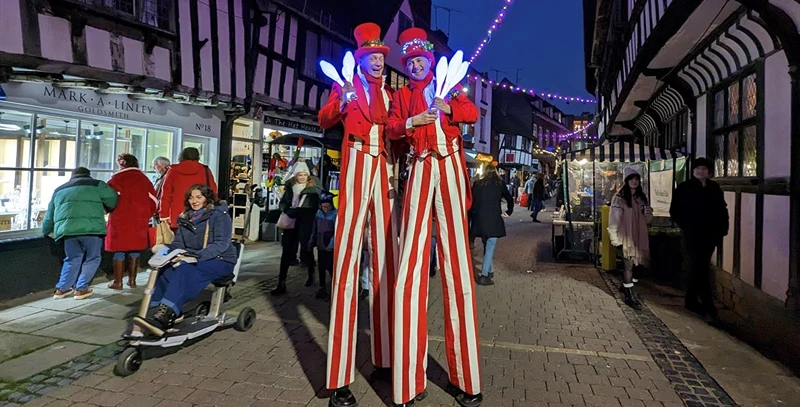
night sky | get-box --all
[432,0,593,115]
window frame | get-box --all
[0,102,178,239]
[397,12,413,43]
[707,65,762,180]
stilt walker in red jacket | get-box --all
[318,22,399,407]
[386,28,483,407]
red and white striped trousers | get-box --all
[392,151,481,404]
[326,148,398,390]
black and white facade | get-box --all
[585,0,800,373]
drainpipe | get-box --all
[789,65,800,311]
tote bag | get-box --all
[276,195,306,230]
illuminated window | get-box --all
[709,72,759,178]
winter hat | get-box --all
[289,162,310,179]
[692,157,712,170]
[399,28,435,66]
[353,22,390,60]
[623,166,640,181]
[320,190,337,205]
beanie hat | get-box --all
[72,167,91,177]
[289,162,310,179]
[623,166,640,182]
[320,190,337,205]
[693,157,712,170]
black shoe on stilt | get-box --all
[328,386,357,407]
[391,391,428,407]
[621,286,642,310]
[270,281,287,296]
[446,382,483,407]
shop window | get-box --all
[79,122,115,170]
[0,110,33,168]
[709,71,760,178]
[145,130,173,173]
[35,115,78,169]
[116,126,146,163]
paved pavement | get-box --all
[0,205,797,406]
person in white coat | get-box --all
[607,167,652,310]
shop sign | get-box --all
[264,115,322,134]
[649,170,673,217]
[1,82,223,136]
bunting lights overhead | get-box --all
[469,0,514,64]
[468,75,597,104]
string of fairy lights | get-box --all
[465,0,599,144]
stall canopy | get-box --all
[566,141,684,162]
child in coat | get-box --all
[309,191,337,300]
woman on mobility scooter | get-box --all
[135,184,238,337]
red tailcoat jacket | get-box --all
[159,160,218,228]
[386,88,478,207]
[105,168,158,252]
[319,77,396,167]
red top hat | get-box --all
[399,28,435,66]
[354,23,390,60]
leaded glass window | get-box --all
[709,70,760,178]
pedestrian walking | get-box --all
[386,27,483,407]
[271,162,320,295]
[318,22,399,405]
[309,191,337,300]
[470,166,514,286]
[607,167,652,310]
[42,167,118,300]
[524,176,535,211]
[152,156,170,199]
[159,147,217,229]
[669,157,728,324]
[105,154,158,290]
[530,173,546,222]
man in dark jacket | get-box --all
[530,173,546,222]
[43,167,118,300]
[669,157,729,323]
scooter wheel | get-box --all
[114,347,142,377]
[234,307,256,332]
[195,301,211,317]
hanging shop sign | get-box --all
[476,153,494,163]
[649,170,674,217]
[1,82,223,136]
[263,115,322,135]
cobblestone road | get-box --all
[16,208,731,407]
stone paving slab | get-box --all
[31,315,128,346]
[0,307,44,325]
[0,342,97,382]
[0,311,79,335]
[0,332,56,363]
[68,295,143,319]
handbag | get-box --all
[276,195,307,230]
[155,220,175,245]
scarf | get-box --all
[188,208,206,225]
[408,71,436,153]
[618,196,650,265]
[364,73,387,124]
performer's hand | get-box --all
[411,111,439,127]
[433,98,452,115]
[340,82,355,104]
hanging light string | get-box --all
[469,0,514,64]
[468,75,598,104]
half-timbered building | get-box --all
[584,0,800,373]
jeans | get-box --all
[56,236,103,291]
[532,199,544,220]
[360,250,370,290]
[112,252,140,261]
[150,259,234,315]
[481,237,498,277]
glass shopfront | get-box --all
[0,106,177,235]
[0,82,224,239]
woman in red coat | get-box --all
[106,154,158,290]
[158,147,218,229]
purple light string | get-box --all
[468,75,598,104]
[469,0,514,64]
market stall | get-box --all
[553,141,686,262]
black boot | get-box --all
[621,286,642,310]
[446,383,483,407]
[391,390,428,407]
[133,304,176,337]
[328,386,357,407]
[271,281,287,296]
[475,275,494,286]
